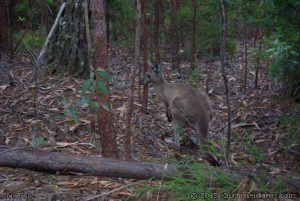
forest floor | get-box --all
[0,45,299,200]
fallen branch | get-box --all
[0,146,177,180]
[0,146,299,191]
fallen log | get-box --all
[0,146,177,180]
[0,146,299,192]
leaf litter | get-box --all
[0,46,299,200]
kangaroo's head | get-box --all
[140,61,163,85]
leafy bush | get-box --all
[278,107,300,152]
[15,27,47,49]
[109,0,135,45]
[264,32,300,83]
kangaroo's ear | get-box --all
[147,61,154,68]
[148,61,161,75]
[154,63,161,75]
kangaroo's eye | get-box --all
[147,74,151,78]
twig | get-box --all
[21,39,39,119]
[85,180,149,201]
[212,116,239,137]
[156,163,168,201]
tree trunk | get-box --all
[190,0,198,70]
[153,0,161,64]
[0,0,12,50]
[41,0,50,33]
[243,23,248,93]
[141,0,149,113]
[90,0,118,158]
[220,0,232,162]
[124,0,142,159]
[44,0,89,76]
[255,29,262,89]
[0,0,16,60]
[84,0,94,84]
[0,147,177,180]
[170,0,179,71]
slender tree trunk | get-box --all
[153,0,161,64]
[243,23,248,93]
[220,0,231,163]
[0,0,16,60]
[0,0,12,50]
[255,29,262,89]
[41,0,50,33]
[125,0,142,159]
[90,0,118,158]
[170,0,179,71]
[141,0,149,113]
[190,0,198,70]
[84,0,94,84]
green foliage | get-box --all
[97,68,112,83]
[30,136,46,148]
[134,161,241,201]
[226,38,237,58]
[109,0,135,45]
[243,142,266,163]
[62,68,112,122]
[261,1,300,91]
[14,0,40,26]
[264,32,300,85]
[68,104,78,122]
[225,0,300,93]
[195,1,221,56]
[134,158,293,200]
[89,102,100,110]
[14,0,29,15]
[205,139,224,158]
[81,68,112,98]
[96,80,109,96]
[177,3,193,23]
[79,78,110,111]
[81,79,91,97]
[188,68,200,87]
[102,102,111,112]
[15,27,47,49]
[278,109,300,152]
[48,0,55,6]
[63,100,78,123]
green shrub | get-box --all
[15,27,47,49]
[278,108,300,152]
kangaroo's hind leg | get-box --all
[195,122,208,152]
[173,121,181,147]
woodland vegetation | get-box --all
[0,0,299,200]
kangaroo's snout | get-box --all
[139,74,151,85]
